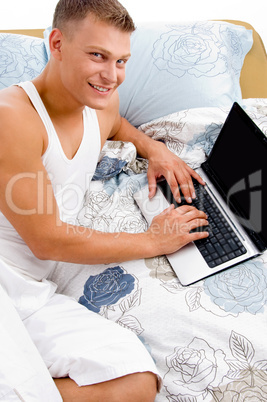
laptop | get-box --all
[134,102,267,285]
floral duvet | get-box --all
[49,99,267,401]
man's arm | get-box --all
[0,89,208,265]
[107,108,205,203]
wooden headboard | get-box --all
[0,20,266,99]
[0,29,44,38]
[222,20,267,99]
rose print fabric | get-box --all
[49,99,267,401]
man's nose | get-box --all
[101,62,117,83]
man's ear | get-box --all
[49,28,63,60]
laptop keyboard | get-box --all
[158,179,247,268]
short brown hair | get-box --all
[52,0,135,34]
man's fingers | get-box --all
[147,172,157,199]
[175,179,193,203]
[190,169,206,186]
[189,218,209,231]
[189,230,210,242]
[163,174,182,203]
[175,205,207,218]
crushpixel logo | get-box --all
[227,170,262,233]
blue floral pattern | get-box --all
[92,156,128,181]
[204,260,267,315]
[79,266,135,313]
[152,22,246,79]
[187,122,223,157]
[0,34,47,89]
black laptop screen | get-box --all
[203,103,267,249]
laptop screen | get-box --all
[203,103,267,250]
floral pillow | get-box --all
[118,21,253,127]
[0,33,48,89]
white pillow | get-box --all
[118,21,253,126]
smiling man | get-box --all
[0,0,209,400]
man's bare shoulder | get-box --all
[0,86,44,157]
[0,85,33,117]
[0,85,23,102]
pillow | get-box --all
[118,21,253,127]
[43,27,51,59]
[0,33,48,89]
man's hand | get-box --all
[146,140,205,203]
[108,114,205,203]
[147,204,209,256]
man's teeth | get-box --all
[91,84,109,92]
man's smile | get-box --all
[89,83,110,92]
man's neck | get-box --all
[32,67,85,122]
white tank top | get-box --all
[0,81,101,319]
[23,81,101,223]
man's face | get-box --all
[58,14,131,110]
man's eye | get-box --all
[117,59,127,65]
[92,53,102,58]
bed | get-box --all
[1,20,267,401]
